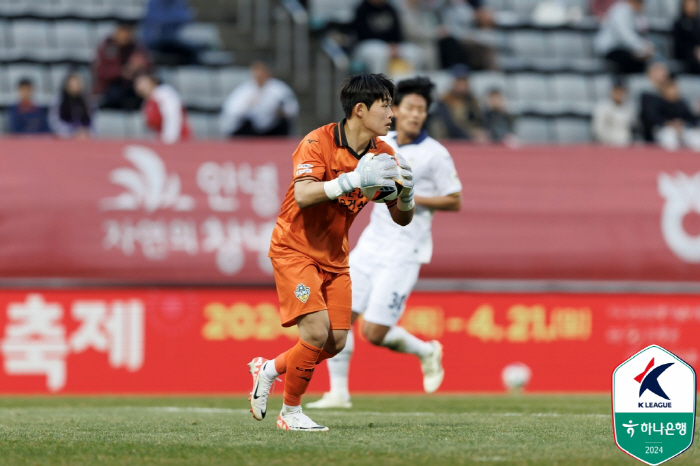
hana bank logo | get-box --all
[635,358,674,406]
[101,145,195,212]
[658,171,700,262]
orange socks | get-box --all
[315,349,336,365]
[278,339,322,406]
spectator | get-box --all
[219,61,299,137]
[653,77,700,151]
[93,21,153,110]
[673,0,700,74]
[437,0,497,71]
[134,73,191,144]
[429,64,487,140]
[7,78,50,134]
[49,72,94,139]
[398,0,444,70]
[467,0,495,29]
[351,0,424,74]
[592,77,634,146]
[594,0,654,74]
[639,61,670,141]
[142,0,199,66]
[482,88,515,143]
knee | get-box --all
[362,324,386,346]
[304,326,330,348]
[333,339,346,354]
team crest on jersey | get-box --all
[294,284,310,303]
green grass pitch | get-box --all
[0,394,697,466]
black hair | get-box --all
[340,73,395,118]
[17,77,33,88]
[393,76,435,109]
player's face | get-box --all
[393,93,428,138]
[364,98,394,136]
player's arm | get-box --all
[294,153,400,209]
[387,152,415,226]
[415,192,462,211]
[294,180,334,208]
[387,201,414,226]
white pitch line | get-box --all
[144,407,610,418]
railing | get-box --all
[316,36,349,121]
[237,0,271,46]
[274,0,309,91]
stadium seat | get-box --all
[178,23,223,50]
[94,110,130,138]
[590,74,613,102]
[509,31,548,59]
[175,66,221,110]
[0,66,13,106]
[7,20,55,62]
[553,117,592,143]
[551,31,591,60]
[484,0,511,11]
[94,21,116,43]
[217,67,252,98]
[678,75,700,104]
[470,71,507,99]
[6,64,52,104]
[0,19,7,60]
[188,112,218,139]
[309,0,360,24]
[126,111,149,138]
[551,74,592,114]
[55,21,94,62]
[508,73,553,113]
[47,64,72,96]
[510,0,539,17]
[515,117,551,143]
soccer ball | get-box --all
[360,153,403,203]
[501,362,531,391]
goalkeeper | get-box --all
[247,73,415,431]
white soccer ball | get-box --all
[501,362,532,391]
[359,153,402,203]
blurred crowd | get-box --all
[7,0,700,150]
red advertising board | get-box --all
[1,289,698,394]
[1,139,700,283]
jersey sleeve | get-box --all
[432,147,463,196]
[291,134,326,182]
[375,139,395,156]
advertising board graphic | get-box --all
[1,290,699,394]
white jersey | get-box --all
[354,130,462,264]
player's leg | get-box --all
[307,252,372,408]
[362,262,445,393]
[307,312,361,409]
[248,256,329,430]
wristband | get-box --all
[397,197,415,211]
[323,178,344,200]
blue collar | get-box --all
[394,130,428,147]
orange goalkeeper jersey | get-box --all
[269,120,395,272]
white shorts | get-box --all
[349,247,421,327]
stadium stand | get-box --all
[2,0,700,144]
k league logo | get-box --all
[613,345,696,465]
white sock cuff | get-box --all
[262,360,280,379]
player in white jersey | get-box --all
[307,77,462,409]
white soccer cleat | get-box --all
[247,357,278,420]
[420,341,444,394]
[306,392,353,409]
[276,408,329,431]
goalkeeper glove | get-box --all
[324,153,398,199]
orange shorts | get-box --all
[271,255,352,330]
